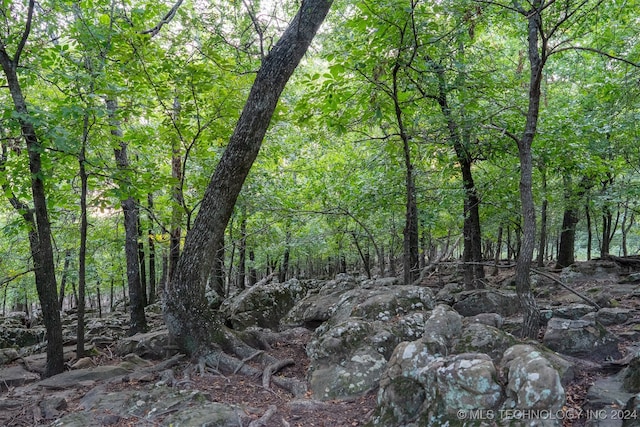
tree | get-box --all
[164,0,332,357]
[0,0,64,377]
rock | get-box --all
[306,319,389,399]
[0,348,19,365]
[454,322,517,363]
[72,384,247,427]
[371,340,502,427]
[466,312,504,329]
[422,304,462,355]
[562,260,623,283]
[436,353,503,411]
[39,396,68,420]
[501,345,565,412]
[435,282,465,305]
[71,357,95,369]
[114,329,175,359]
[0,327,44,348]
[308,349,388,400]
[597,308,633,326]
[284,276,433,328]
[622,353,640,393]
[283,276,359,327]
[453,289,520,317]
[222,278,309,330]
[586,374,634,418]
[0,364,40,391]
[553,303,595,320]
[623,394,640,427]
[543,317,621,361]
[37,365,133,390]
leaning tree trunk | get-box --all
[164,0,333,357]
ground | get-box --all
[1,259,639,427]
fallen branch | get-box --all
[411,236,461,286]
[531,268,601,309]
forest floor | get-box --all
[2,260,640,427]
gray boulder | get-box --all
[371,340,503,427]
[552,303,595,320]
[454,322,517,363]
[0,348,19,365]
[222,278,309,329]
[597,307,633,326]
[422,304,462,354]
[543,317,621,361]
[114,329,176,359]
[0,327,44,348]
[501,345,565,412]
[453,290,520,317]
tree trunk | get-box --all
[107,99,147,335]
[147,193,157,304]
[77,113,90,358]
[170,97,184,281]
[164,0,333,357]
[432,62,484,288]
[537,167,548,267]
[137,216,148,306]
[58,249,73,310]
[493,225,503,276]
[556,208,578,268]
[237,214,247,289]
[514,0,544,338]
[585,204,592,260]
[0,25,64,376]
[249,250,258,286]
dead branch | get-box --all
[411,236,461,286]
[531,268,601,309]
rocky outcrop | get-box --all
[452,289,520,317]
[543,317,621,361]
[222,278,312,330]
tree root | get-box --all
[248,405,277,427]
[262,359,294,389]
[202,350,307,397]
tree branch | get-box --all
[14,0,35,65]
[141,0,184,38]
[550,45,640,68]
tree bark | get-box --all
[537,167,548,267]
[147,193,157,304]
[0,9,65,375]
[514,1,544,338]
[431,58,484,289]
[77,113,90,358]
[107,99,148,335]
[164,0,333,356]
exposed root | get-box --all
[248,404,278,427]
[262,359,294,389]
[234,350,265,374]
[202,350,307,397]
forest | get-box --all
[1,0,640,387]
